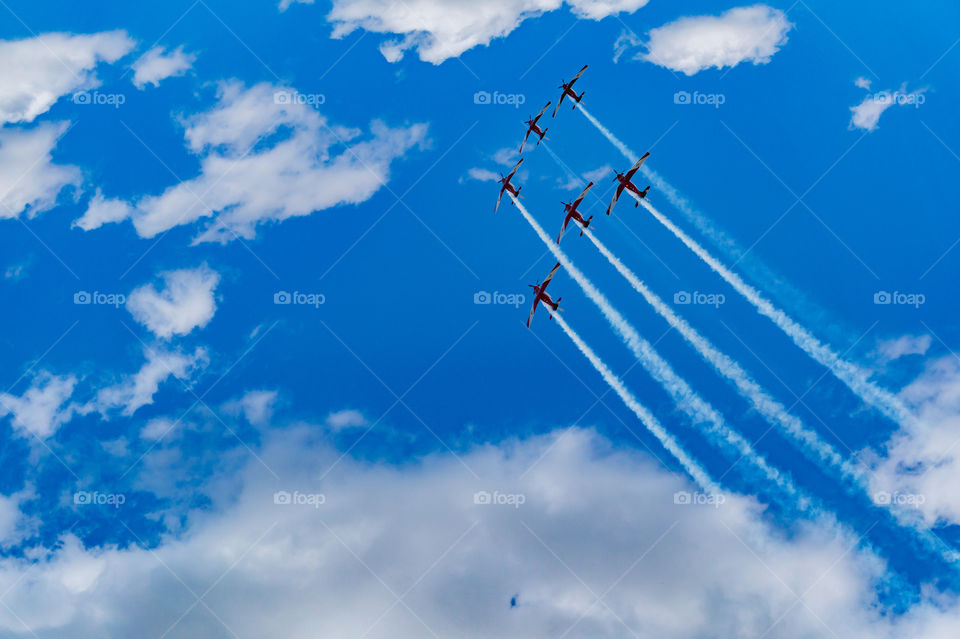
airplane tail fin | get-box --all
[575,91,584,105]
[641,185,650,197]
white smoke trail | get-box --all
[550,310,720,494]
[579,225,863,483]
[628,192,914,428]
[508,193,805,506]
[580,102,912,427]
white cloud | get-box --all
[641,5,793,75]
[874,335,932,363]
[127,265,220,339]
[612,29,642,63]
[467,167,499,182]
[4,426,960,637]
[849,82,926,132]
[325,408,367,430]
[224,390,279,426]
[0,124,81,219]
[279,0,313,10]
[131,45,195,89]
[855,76,872,90]
[327,0,651,64]
[582,165,611,183]
[867,356,960,527]
[72,189,133,230]
[75,82,427,242]
[0,373,77,438]
[90,347,207,417]
[0,31,135,124]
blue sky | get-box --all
[1,0,960,636]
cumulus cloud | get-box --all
[327,0,651,64]
[466,167,499,182]
[325,408,367,430]
[874,335,932,364]
[867,356,960,528]
[849,82,926,132]
[131,45,195,89]
[75,82,427,242]
[223,390,279,426]
[127,265,220,339]
[0,373,77,438]
[4,426,960,637]
[0,124,81,219]
[641,5,793,75]
[89,347,207,417]
[0,31,135,124]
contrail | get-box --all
[550,310,720,494]
[508,193,805,507]
[633,193,914,428]
[578,104,913,428]
[579,225,863,483]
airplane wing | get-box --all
[526,297,540,328]
[556,217,569,244]
[572,181,594,209]
[541,262,562,290]
[494,186,505,213]
[533,101,551,123]
[519,129,532,153]
[569,64,588,87]
[624,152,650,181]
[606,183,625,216]
[552,93,565,117]
[506,157,523,182]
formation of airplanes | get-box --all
[491,64,653,327]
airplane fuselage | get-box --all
[616,175,646,198]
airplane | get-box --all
[519,101,551,153]
[526,262,563,328]
[553,65,588,117]
[606,152,651,216]
[556,181,594,244]
[494,158,524,213]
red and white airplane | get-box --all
[606,152,651,216]
[527,262,563,328]
[553,65,588,117]
[494,158,524,213]
[519,101,551,153]
[556,182,594,244]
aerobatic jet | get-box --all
[494,158,524,213]
[556,182,594,244]
[519,101,551,153]
[553,65,588,117]
[606,152,651,216]
[526,262,563,328]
